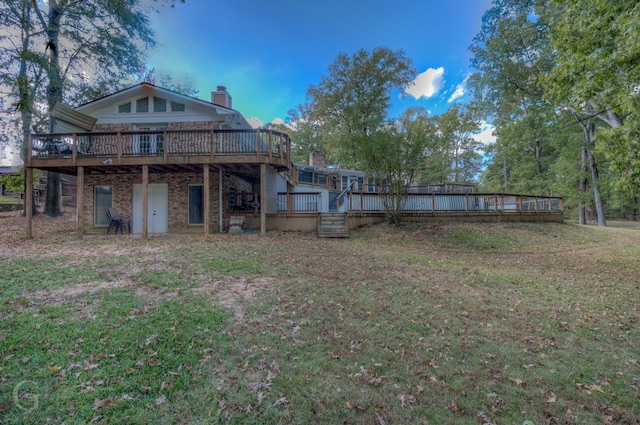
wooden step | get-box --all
[317,213,349,238]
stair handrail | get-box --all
[335,179,356,201]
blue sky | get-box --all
[147,0,493,137]
[0,1,496,166]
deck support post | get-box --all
[218,167,223,233]
[25,167,33,238]
[142,165,149,239]
[76,166,84,239]
[203,164,210,235]
[260,163,266,236]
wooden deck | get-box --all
[26,129,292,179]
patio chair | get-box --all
[106,208,130,235]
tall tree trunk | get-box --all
[587,148,606,227]
[571,112,606,227]
[580,120,606,227]
[44,0,63,217]
[534,138,542,176]
[17,1,38,216]
[578,147,587,225]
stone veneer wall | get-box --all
[83,170,251,234]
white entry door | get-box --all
[133,183,168,234]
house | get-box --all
[23,83,564,238]
[25,83,294,237]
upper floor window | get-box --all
[154,97,166,112]
[118,97,185,113]
[171,101,185,112]
[136,97,149,113]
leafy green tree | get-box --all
[432,105,484,184]
[285,104,324,165]
[362,108,431,224]
[304,47,416,169]
[0,0,182,216]
[544,0,640,194]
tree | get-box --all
[285,104,324,165]
[544,0,640,194]
[432,105,484,184]
[468,0,633,225]
[361,108,431,224]
[304,47,416,169]
[0,0,181,216]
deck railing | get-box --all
[277,192,321,213]
[29,129,291,161]
[350,193,562,213]
[277,192,562,214]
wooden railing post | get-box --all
[268,131,273,159]
[117,132,123,161]
[465,193,469,213]
[210,130,215,161]
[518,195,523,214]
[72,134,78,165]
[287,192,293,214]
[256,130,261,158]
[163,130,168,163]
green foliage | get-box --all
[471,0,640,218]
[304,47,416,169]
[426,105,484,184]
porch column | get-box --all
[260,163,266,236]
[142,165,149,239]
[25,167,33,238]
[218,168,223,233]
[76,166,84,239]
[203,164,210,235]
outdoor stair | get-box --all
[317,212,349,238]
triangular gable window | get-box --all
[118,102,131,113]
[171,101,185,112]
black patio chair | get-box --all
[106,208,130,235]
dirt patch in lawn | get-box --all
[27,275,273,323]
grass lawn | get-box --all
[1,212,638,424]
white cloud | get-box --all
[473,121,496,145]
[447,84,465,103]
[271,117,284,125]
[405,67,445,99]
[246,116,264,129]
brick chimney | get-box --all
[212,86,232,108]
[309,151,326,167]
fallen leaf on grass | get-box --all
[273,396,288,406]
[93,397,117,409]
[576,383,605,394]
[547,392,557,403]
[398,394,416,408]
[155,395,168,405]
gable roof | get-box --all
[76,83,237,114]
[73,82,251,129]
